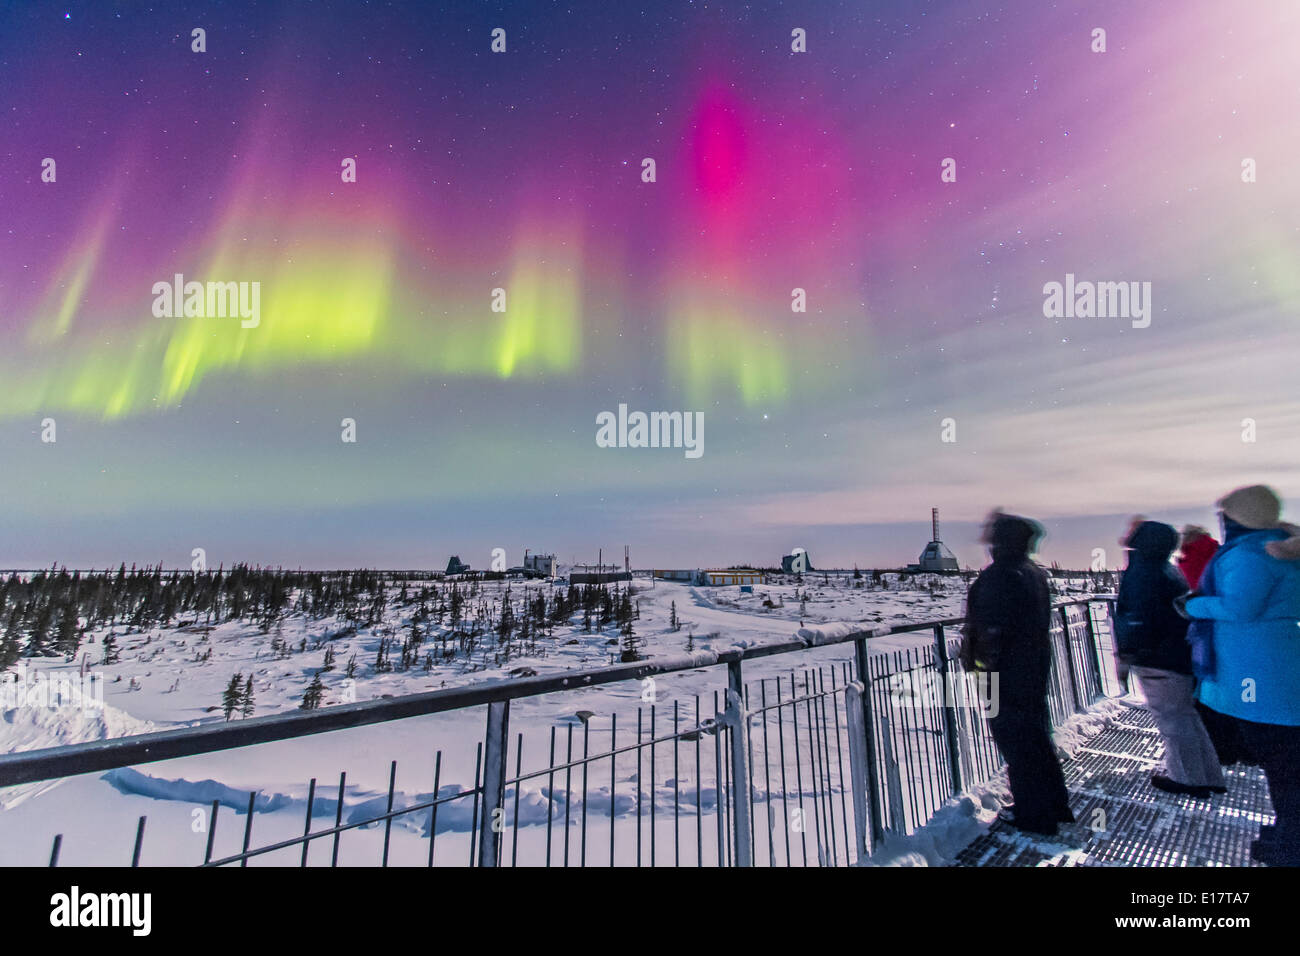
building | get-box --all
[518,551,556,578]
[781,550,814,574]
[570,570,633,585]
[909,509,960,572]
[702,569,764,587]
[653,568,764,586]
[654,568,700,583]
[445,555,471,575]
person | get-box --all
[1115,520,1225,796]
[1177,525,1219,590]
[1182,485,1300,866]
[960,511,1073,835]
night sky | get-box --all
[2,0,1298,570]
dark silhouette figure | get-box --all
[961,512,1072,835]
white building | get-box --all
[521,552,557,577]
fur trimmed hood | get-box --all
[1265,522,1300,561]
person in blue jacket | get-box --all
[1183,485,1300,866]
[1115,520,1225,796]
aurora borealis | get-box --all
[2,0,1299,569]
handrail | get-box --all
[0,597,1112,788]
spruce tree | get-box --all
[55,603,80,659]
[300,673,325,711]
[222,673,243,721]
[26,600,53,657]
[619,614,643,663]
[0,618,19,671]
[241,675,255,717]
[2,607,23,662]
[497,600,515,644]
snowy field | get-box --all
[0,570,1107,866]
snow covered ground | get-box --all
[0,571,1106,866]
[862,697,1130,867]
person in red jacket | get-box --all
[1177,525,1219,590]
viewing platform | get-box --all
[955,704,1273,867]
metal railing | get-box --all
[0,597,1117,867]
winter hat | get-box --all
[988,513,1043,556]
[1216,485,1281,530]
[977,507,1005,544]
[1119,514,1147,547]
[1126,521,1178,560]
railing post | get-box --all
[1089,600,1110,694]
[879,705,906,835]
[1079,601,1101,701]
[724,659,753,867]
[843,681,871,862]
[477,699,510,867]
[931,624,963,795]
[853,637,885,851]
[1056,606,1083,712]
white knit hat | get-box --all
[1217,485,1282,530]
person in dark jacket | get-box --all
[1116,520,1225,796]
[1177,525,1219,591]
[960,511,1073,835]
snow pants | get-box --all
[1235,716,1300,859]
[1131,666,1226,789]
[989,696,1070,827]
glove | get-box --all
[958,628,976,671]
[1172,592,1196,620]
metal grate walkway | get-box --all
[953,704,1275,867]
